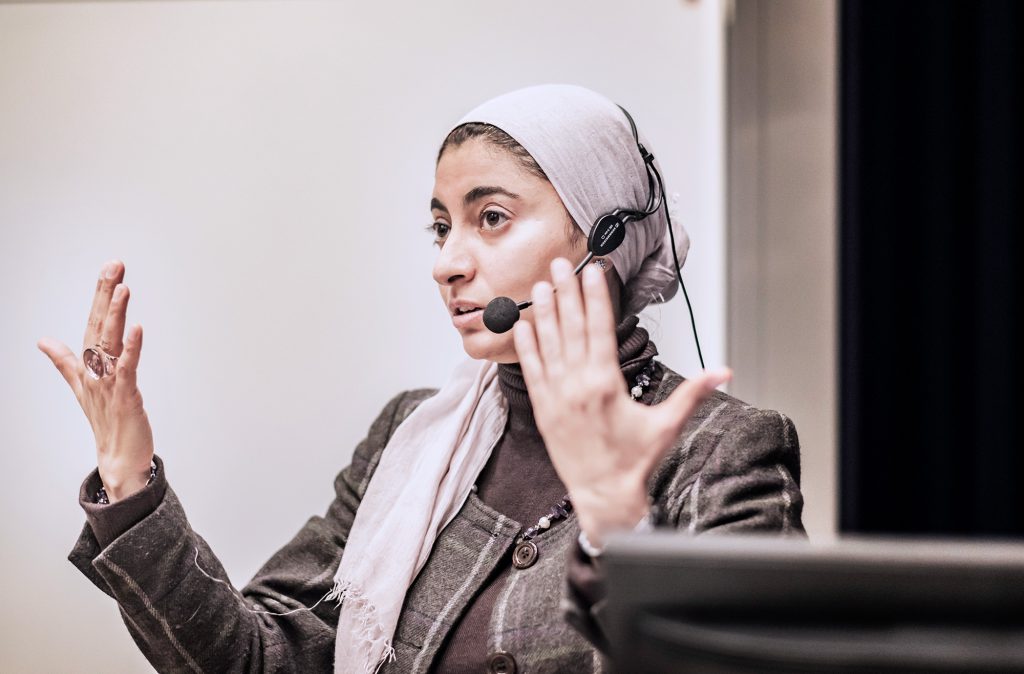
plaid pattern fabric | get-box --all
[69,361,804,672]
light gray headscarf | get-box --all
[331,84,689,673]
[453,83,690,316]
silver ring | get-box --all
[83,345,118,380]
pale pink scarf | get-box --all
[331,84,690,672]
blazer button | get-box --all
[512,540,538,569]
[487,650,517,674]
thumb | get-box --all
[653,368,732,435]
[38,337,84,399]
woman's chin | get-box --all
[459,329,517,364]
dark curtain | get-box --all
[840,0,1024,536]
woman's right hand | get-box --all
[38,260,155,503]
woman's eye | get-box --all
[428,221,450,243]
[482,210,509,228]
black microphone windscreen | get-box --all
[483,296,520,334]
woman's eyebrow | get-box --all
[463,186,520,207]
[430,186,521,214]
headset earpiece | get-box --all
[588,213,627,256]
[588,209,649,256]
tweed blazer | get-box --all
[68,361,804,673]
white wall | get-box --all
[0,2,726,670]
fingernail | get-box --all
[709,369,732,387]
[533,281,553,304]
[104,262,118,279]
[550,257,572,280]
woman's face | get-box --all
[431,137,586,363]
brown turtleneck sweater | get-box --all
[432,315,660,672]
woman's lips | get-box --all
[452,307,483,329]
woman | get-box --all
[39,84,804,673]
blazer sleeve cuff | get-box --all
[78,455,168,550]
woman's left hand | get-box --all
[513,257,730,547]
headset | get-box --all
[481,104,706,369]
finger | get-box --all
[581,263,618,366]
[84,260,125,350]
[550,257,587,367]
[114,324,142,395]
[512,320,548,404]
[37,337,84,399]
[100,284,130,357]
[530,280,563,372]
[653,369,732,434]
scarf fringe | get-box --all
[329,579,397,674]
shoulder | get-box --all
[648,361,802,519]
[338,387,439,500]
[365,387,439,448]
[652,361,793,441]
[382,388,439,432]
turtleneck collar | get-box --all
[496,315,659,416]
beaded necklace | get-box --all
[630,360,657,401]
[512,496,573,569]
[510,360,657,569]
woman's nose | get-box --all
[431,234,476,286]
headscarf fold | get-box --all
[331,84,689,672]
